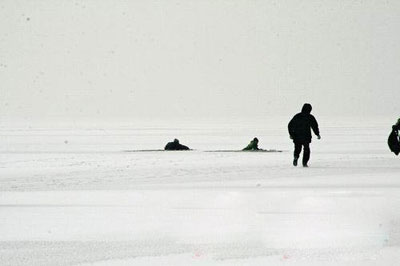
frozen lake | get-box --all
[1,117,399,265]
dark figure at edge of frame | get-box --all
[288,103,321,167]
[388,118,400,156]
[242,138,260,151]
[243,137,260,151]
[164,138,190,151]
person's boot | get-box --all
[293,157,298,166]
[303,163,308,167]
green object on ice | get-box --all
[243,137,260,151]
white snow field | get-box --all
[1,117,399,266]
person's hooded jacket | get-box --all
[164,139,190,150]
[243,138,259,151]
[288,104,320,143]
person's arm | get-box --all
[311,115,320,138]
[288,117,295,139]
[393,125,399,137]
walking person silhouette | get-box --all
[288,103,321,167]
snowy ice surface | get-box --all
[0,117,399,265]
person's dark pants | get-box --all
[294,142,310,166]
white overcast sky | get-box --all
[0,0,399,120]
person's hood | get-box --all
[301,103,312,114]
